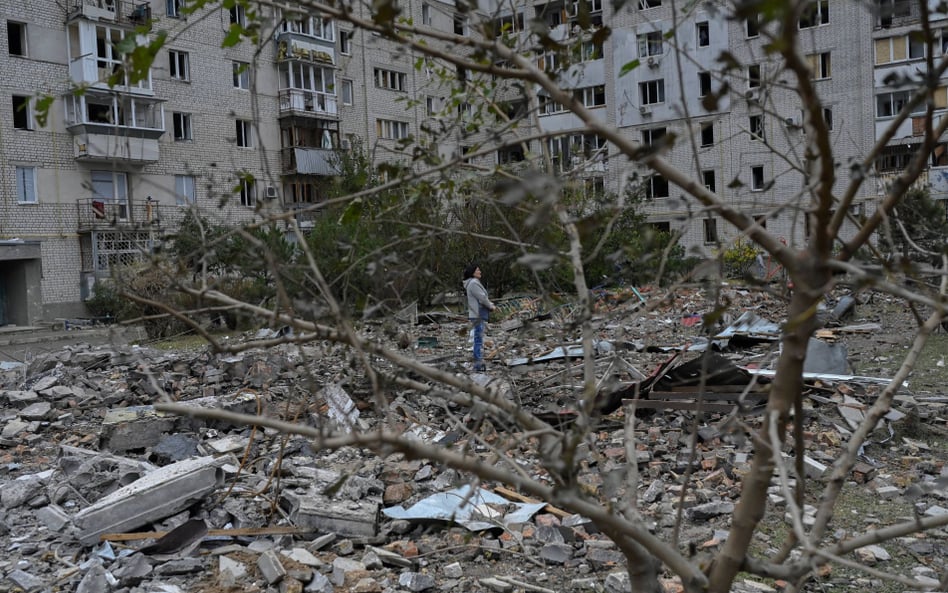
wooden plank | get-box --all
[649,391,769,401]
[492,486,571,518]
[630,400,738,413]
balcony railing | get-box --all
[68,0,152,28]
[64,92,164,134]
[278,89,338,118]
[876,0,919,28]
[280,147,340,175]
[76,198,162,231]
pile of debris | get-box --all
[0,285,945,593]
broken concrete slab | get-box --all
[74,456,225,545]
[101,406,177,452]
[803,338,849,375]
[281,490,380,538]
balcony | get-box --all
[64,91,165,162]
[76,198,163,231]
[67,0,152,28]
[278,89,338,118]
[876,0,919,28]
[281,147,340,175]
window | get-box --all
[498,144,526,164]
[638,0,661,8]
[230,5,246,26]
[749,115,764,140]
[169,50,189,81]
[175,175,196,205]
[495,12,525,32]
[696,21,709,47]
[748,64,761,88]
[641,127,666,146]
[698,71,712,97]
[576,85,606,107]
[340,30,351,55]
[579,39,602,61]
[909,35,925,59]
[12,95,32,130]
[700,122,714,146]
[235,119,253,147]
[539,95,567,115]
[878,0,912,27]
[167,0,182,17]
[422,3,431,25]
[377,118,409,139]
[341,79,353,105]
[807,52,831,79]
[374,68,406,91]
[15,166,36,204]
[823,107,833,130]
[233,61,250,89]
[425,95,438,115]
[746,14,759,38]
[703,218,718,243]
[645,174,669,198]
[239,178,255,207]
[454,14,467,35]
[751,165,765,190]
[638,31,663,57]
[7,21,27,56]
[799,1,829,28]
[702,170,716,193]
[639,79,665,105]
[172,112,192,141]
[876,91,925,117]
[540,52,561,71]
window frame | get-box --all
[696,21,710,48]
[422,3,432,25]
[746,14,760,38]
[169,49,190,81]
[235,118,253,148]
[230,5,246,26]
[700,122,714,146]
[341,79,353,105]
[377,118,409,140]
[172,111,192,141]
[639,79,666,105]
[638,0,661,9]
[641,126,666,146]
[166,0,182,18]
[12,95,33,130]
[646,174,669,199]
[233,61,250,90]
[374,68,407,91]
[703,218,718,244]
[577,85,606,107]
[751,165,765,191]
[15,165,37,204]
[749,114,765,140]
[339,30,352,55]
[748,64,761,88]
[702,169,716,193]
[175,174,196,206]
[799,0,829,29]
[698,71,712,97]
[239,178,255,207]
[637,31,663,57]
[7,21,27,57]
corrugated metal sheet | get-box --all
[293,148,339,175]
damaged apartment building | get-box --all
[0,0,945,324]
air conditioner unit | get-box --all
[784,115,800,128]
[639,105,652,116]
[745,89,759,102]
[264,186,279,200]
[646,56,659,68]
[341,138,351,150]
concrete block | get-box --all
[803,455,828,479]
[281,491,379,538]
[258,550,287,584]
[74,456,224,544]
[101,405,177,452]
[35,504,71,531]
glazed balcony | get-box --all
[278,89,338,118]
[67,0,153,28]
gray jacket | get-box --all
[463,278,494,319]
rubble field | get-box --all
[0,284,945,593]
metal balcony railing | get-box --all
[68,0,152,27]
[76,198,162,231]
[278,89,338,118]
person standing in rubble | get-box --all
[463,263,496,371]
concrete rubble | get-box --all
[0,286,944,592]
